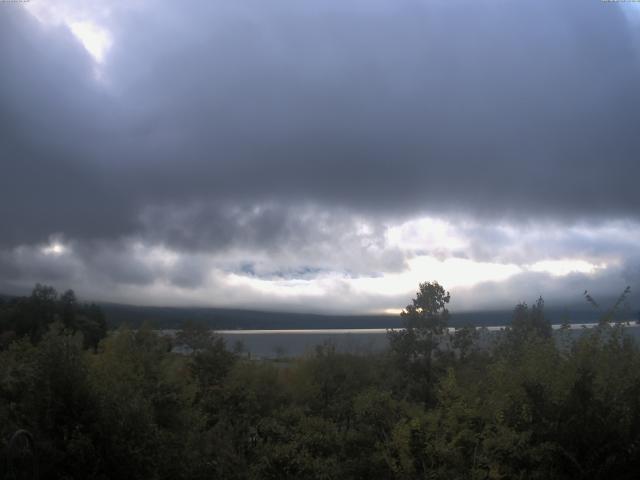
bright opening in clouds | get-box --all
[23,1,114,81]
[68,20,112,63]
[2,0,640,314]
[528,259,603,277]
[41,241,68,257]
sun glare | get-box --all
[24,3,113,66]
[69,20,113,64]
[42,242,67,256]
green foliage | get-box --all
[510,297,552,340]
[3,283,640,479]
[451,325,481,360]
[584,286,632,325]
[0,285,107,350]
[387,281,451,405]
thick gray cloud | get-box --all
[1,1,640,310]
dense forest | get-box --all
[2,283,640,479]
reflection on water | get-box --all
[162,323,640,359]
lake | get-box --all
[163,322,640,359]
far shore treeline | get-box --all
[2,282,640,479]
[0,285,615,332]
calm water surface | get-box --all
[163,323,640,359]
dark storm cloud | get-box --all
[2,0,640,308]
[138,202,395,260]
[73,241,157,286]
[457,220,640,265]
[105,0,640,220]
[0,244,81,286]
[0,8,136,247]
[455,267,640,313]
[2,0,640,252]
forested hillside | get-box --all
[2,283,640,479]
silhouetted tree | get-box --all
[510,296,551,341]
[60,289,78,331]
[388,281,450,404]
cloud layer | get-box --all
[1,1,640,312]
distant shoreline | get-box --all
[161,322,640,335]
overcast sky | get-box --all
[1,0,640,314]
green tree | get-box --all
[77,302,107,350]
[506,297,552,351]
[60,289,78,331]
[388,282,450,404]
[25,284,58,342]
[584,286,631,326]
[177,320,214,352]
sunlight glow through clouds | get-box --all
[41,242,68,256]
[219,254,525,304]
[215,253,607,313]
[528,259,604,277]
[3,0,639,314]
[225,272,329,298]
[350,256,522,296]
[20,231,616,313]
[385,217,468,252]
[68,20,112,63]
[119,231,609,311]
[24,2,113,65]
